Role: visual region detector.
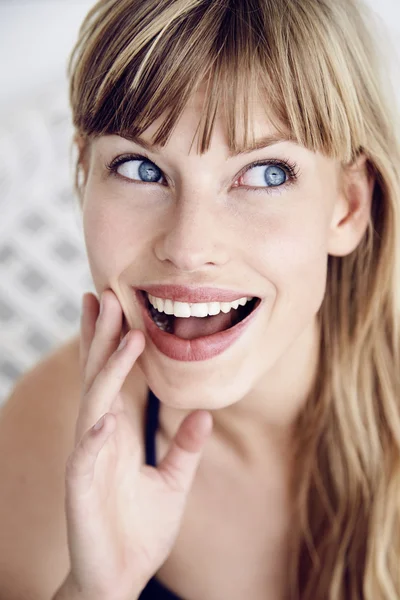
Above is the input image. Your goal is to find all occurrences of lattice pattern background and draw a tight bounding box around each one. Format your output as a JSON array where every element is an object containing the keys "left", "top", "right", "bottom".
[{"left": 0, "top": 86, "right": 95, "bottom": 404}]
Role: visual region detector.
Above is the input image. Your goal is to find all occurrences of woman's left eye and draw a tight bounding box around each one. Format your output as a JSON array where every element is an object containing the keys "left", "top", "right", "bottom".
[{"left": 237, "top": 163, "right": 289, "bottom": 189}]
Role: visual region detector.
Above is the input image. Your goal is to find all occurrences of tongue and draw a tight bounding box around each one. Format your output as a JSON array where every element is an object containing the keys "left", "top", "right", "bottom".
[{"left": 173, "top": 311, "right": 235, "bottom": 340}]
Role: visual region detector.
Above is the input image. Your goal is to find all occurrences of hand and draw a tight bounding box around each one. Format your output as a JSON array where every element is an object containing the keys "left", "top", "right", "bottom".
[{"left": 61, "top": 290, "right": 213, "bottom": 600}]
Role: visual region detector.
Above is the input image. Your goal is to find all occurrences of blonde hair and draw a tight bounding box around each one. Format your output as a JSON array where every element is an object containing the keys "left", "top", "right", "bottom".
[{"left": 68, "top": 0, "right": 400, "bottom": 597}]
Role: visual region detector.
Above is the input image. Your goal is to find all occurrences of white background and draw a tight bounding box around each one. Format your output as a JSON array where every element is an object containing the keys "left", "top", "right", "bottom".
[{"left": 0, "top": 0, "right": 94, "bottom": 110}]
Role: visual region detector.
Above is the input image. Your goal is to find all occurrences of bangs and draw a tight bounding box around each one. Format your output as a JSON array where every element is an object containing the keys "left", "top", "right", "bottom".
[{"left": 69, "top": 0, "right": 371, "bottom": 162}]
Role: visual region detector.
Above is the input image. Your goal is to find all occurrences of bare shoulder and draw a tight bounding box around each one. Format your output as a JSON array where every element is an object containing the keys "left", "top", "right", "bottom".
[
  {"left": 0, "top": 336, "right": 148, "bottom": 600},
  {"left": 0, "top": 336, "right": 82, "bottom": 599},
  {"left": 0, "top": 335, "right": 83, "bottom": 481}
]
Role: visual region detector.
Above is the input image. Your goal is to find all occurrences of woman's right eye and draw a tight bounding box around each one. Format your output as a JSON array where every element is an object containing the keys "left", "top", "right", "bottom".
[{"left": 109, "top": 156, "right": 166, "bottom": 184}]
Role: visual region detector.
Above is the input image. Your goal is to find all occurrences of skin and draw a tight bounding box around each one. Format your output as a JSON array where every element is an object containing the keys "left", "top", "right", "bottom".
[{"left": 78, "top": 87, "right": 374, "bottom": 469}]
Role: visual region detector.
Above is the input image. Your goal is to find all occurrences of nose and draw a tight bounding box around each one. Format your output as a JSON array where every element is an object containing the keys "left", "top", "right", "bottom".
[{"left": 154, "top": 192, "right": 230, "bottom": 272}]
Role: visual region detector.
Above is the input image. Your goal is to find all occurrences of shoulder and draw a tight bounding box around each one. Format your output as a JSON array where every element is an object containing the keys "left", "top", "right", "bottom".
[
  {"left": 0, "top": 336, "right": 81, "bottom": 599},
  {"left": 0, "top": 336, "right": 83, "bottom": 487},
  {"left": 0, "top": 333, "right": 83, "bottom": 473},
  {"left": 0, "top": 336, "right": 148, "bottom": 600}
]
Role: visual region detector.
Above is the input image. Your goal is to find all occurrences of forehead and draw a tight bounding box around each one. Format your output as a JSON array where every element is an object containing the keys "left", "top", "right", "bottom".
[{"left": 131, "top": 84, "right": 287, "bottom": 157}]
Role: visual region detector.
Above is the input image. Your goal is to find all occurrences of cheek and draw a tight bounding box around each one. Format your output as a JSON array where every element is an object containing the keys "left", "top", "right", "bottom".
[
  {"left": 82, "top": 190, "right": 148, "bottom": 283},
  {"left": 250, "top": 205, "right": 331, "bottom": 312}
]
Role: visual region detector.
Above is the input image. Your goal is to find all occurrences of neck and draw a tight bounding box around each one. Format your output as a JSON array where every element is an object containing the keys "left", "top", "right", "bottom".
[
  {"left": 215, "top": 319, "right": 319, "bottom": 465},
  {"left": 154, "top": 318, "right": 320, "bottom": 471}
]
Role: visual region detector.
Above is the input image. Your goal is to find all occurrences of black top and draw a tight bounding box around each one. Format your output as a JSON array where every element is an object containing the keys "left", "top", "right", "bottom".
[{"left": 138, "top": 390, "right": 183, "bottom": 600}]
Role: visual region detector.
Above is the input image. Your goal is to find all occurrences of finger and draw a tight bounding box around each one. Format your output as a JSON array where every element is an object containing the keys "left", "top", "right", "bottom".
[
  {"left": 66, "top": 412, "right": 116, "bottom": 497},
  {"left": 83, "top": 289, "right": 124, "bottom": 394},
  {"left": 79, "top": 292, "right": 100, "bottom": 377},
  {"left": 79, "top": 329, "right": 145, "bottom": 435},
  {"left": 157, "top": 410, "right": 213, "bottom": 494}
]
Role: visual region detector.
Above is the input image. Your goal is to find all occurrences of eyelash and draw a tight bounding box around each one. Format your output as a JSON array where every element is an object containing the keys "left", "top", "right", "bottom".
[{"left": 106, "top": 152, "right": 300, "bottom": 193}]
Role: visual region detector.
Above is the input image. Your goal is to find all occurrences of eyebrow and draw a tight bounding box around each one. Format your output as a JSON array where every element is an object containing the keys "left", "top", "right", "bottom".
[{"left": 121, "top": 133, "right": 295, "bottom": 157}]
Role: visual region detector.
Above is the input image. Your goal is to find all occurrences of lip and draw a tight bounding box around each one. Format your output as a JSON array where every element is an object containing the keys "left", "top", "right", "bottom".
[
  {"left": 140, "top": 284, "right": 255, "bottom": 304},
  {"left": 135, "top": 288, "right": 262, "bottom": 362}
]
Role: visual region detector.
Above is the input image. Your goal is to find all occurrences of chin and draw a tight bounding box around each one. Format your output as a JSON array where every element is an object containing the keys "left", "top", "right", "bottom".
[{"left": 136, "top": 348, "right": 257, "bottom": 411}]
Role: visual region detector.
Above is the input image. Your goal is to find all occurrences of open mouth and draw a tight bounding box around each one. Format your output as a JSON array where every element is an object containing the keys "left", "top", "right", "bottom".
[{"left": 140, "top": 290, "right": 261, "bottom": 339}]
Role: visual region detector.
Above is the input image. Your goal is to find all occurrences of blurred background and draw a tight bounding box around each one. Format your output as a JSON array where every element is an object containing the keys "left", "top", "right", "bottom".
[
  {"left": 0, "top": 0, "right": 400, "bottom": 404},
  {"left": 0, "top": 0, "right": 94, "bottom": 403}
]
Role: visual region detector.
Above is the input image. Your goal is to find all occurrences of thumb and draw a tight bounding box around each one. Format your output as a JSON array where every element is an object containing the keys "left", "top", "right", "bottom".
[{"left": 157, "top": 410, "right": 213, "bottom": 494}]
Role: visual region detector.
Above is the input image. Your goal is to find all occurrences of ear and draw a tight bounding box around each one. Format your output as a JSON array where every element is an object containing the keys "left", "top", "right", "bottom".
[{"left": 327, "top": 154, "right": 375, "bottom": 257}]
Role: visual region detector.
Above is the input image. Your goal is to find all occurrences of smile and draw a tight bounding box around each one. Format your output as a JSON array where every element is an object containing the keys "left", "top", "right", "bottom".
[
  {"left": 145, "top": 292, "right": 258, "bottom": 334},
  {"left": 135, "top": 287, "right": 262, "bottom": 362}
]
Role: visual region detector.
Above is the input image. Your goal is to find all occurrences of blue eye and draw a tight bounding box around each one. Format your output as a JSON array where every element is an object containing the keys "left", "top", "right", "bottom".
[
  {"left": 240, "top": 163, "right": 289, "bottom": 189},
  {"left": 137, "top": 160, "right": 162, "bottom": 183},
  {"left": 109, "top": 156, "right": 165, "bottom": 183},
  {"left": 264, "top": 165, "right": 286, "bottom": 186},
  {"left": 107, "top": 154, "right": 298, "bottom": 192}
]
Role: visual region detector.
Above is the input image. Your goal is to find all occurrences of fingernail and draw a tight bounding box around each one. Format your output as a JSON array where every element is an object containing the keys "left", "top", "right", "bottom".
[
  {"left": 117, "top": 334, "right": 128, "bottom": 351},
  {"left": 93, "top": 415, "right": 105, "bottom": 431}
]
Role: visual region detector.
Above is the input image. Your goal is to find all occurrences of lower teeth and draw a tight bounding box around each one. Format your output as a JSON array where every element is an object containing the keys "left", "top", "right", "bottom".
[
  {"left": 150, "top": 306, "right": 173, "bottom": 332},
  {"left": 154, "top": 318, "right": 170, "bottom": 332}
]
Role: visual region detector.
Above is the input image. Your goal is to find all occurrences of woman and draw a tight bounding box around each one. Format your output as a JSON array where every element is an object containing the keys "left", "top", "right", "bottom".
[{"left": 1, "top": 0, "right": 399, "bottom": 598}]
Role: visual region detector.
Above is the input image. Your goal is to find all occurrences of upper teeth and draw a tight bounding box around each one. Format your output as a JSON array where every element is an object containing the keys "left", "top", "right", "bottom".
[{"left": 147, "top": 294, "right": 254, "bottom": 318}]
